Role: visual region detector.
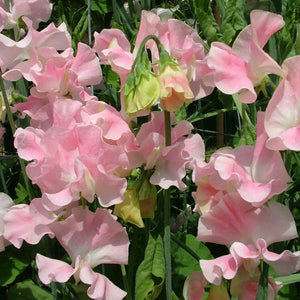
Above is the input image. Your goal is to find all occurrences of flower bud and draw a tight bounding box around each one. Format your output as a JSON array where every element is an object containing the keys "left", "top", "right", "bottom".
[
  {"left": 123, "top": 53, "right": 161, "bottom": 116},
  {"left": 158, "top": 50, "right": 194, "bottom": 112}
]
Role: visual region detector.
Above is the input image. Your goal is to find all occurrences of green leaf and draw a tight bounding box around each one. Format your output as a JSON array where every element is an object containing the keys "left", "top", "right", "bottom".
[
  {"left": 0, "top": 257, "right": 28, "bottom": 286},
  {"left": 86, "top": 0, "right": 112, "bottom": 14},
  {"left": 14, "top": 182, "right": 29, "bottom": 204},
  {"left": 221, "top": 0, "right": 246, "bottom": 44},
  {"left": 0, "top": 246, "right": 31, "bottom": 286},
  {"left": 135, "top": 233, "right": 165, "bottom": 300},
  {"left": 275, "top": 273, "right": 300, "bottom": 285},
  {"left": 193, "top": 0, "right": 220, "bottom": 44},
  {"left": 171, "top": 233, "right": 212, "bottom": 297},
  {"left": 8, "top": 280, "right": 52, "bottom": 300}
]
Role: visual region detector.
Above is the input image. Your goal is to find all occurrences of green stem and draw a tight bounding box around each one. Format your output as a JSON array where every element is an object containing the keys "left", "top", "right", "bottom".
[
  {"left": 163, "top": 110, "right": 172, "bottom": 300},
  {"left": 121, "top": 264, "right": 132, "bottom": 300},
  {"left": 0, "top": 161, "right": 9, "bottom": 194},
  {"left": 130, "top": 34, "right": 164, "bottom": 72},
  {"left": 0, "top": 74, "right": 33, "bottom": 201}
]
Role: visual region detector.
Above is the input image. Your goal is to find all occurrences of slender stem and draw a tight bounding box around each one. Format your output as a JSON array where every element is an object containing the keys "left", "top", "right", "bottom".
[
  {"left": 0, "top": 74, "right": 33, "bottom": 200},
  {"left": 0, "top": 161, "right": 9, "bottom": 194},
  {"left": 121, "top": 264, "right": 132, "bottom": 300},
  {"left": 87, "top": 0, "right": 94, "bottom": 95},
  {"left": 163, "top": 110, "right": 172, "bottom": 300},
  {"left": 130, "top": 35, "right": 164, "bottom": 72}
]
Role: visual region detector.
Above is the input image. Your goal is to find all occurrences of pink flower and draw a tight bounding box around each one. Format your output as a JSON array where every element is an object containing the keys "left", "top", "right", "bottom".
[
  {"left": 158, "top": 58, "right": 194, "bottom": 112},
  {"left": 3, "top": 203, "right": 54, "bottom": 249},
  {"left": 197, "top": 193, "right": 300, "bottom": 285},
  {"left": 0, "top": 193, "right": 14, "bottom": 251},
  {"left": 230, "top": 265, "right": 282, "bottom": 300},
  {"left": 0, "top": 17, "right": 71, "bottom": 75},
  {"left": 14, "top": 100, "right": 139, "bottom": 208},
  {"left": 264, "top": 55, "right": 300, "bottom": 151},
  {"left": 183, "top": 271, "right": 207, "bottom": 300},
  {"left": 36, "top": 207, "right": 129, "bottom": 300},
  {"left": 193, "top": 112, "right": 291, "bottom": 206},
  {"left": 0, "top": 0, "right": 52, "bottom": 31},
  {"left": 94, "top": 10, "right": 213, "bottom": 114},
  {"left": 135, "top": 111, "right": 205, "bottom": 190},
  {"left": 205, "top": 10, "right": 285, "bottom": 103}
]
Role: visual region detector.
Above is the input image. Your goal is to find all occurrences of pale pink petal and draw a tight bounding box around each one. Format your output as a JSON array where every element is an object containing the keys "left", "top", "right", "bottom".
[
  {"left": 13, "top": 0, "right": 52, "bottom": 29},
  {"left": 4, "top": 204, "right": 54, "bottom": 248},
  {"left": 183, "top": 271, "right": 207, "bottom": 300},
  {"left": 36, "top": 254, "right": 76, "bottom": 285},
  {"left": 80, "top": 262, "right": 127, "bottom": 300},
  {"left": 200, "top": 254, "right": 238, "bottom": 285},
  {"left": 197, "top": 193, "right": 297, "bottom": 246},
  {"left": 265, "top": 56, "right": 300, "bottom": 151},
  {"left": 71, "top": 42, "right": 102, "bottom": 86},
  {"left": 0, "top": 193, "right": 14, "bottom": 251},
  {"left": 50, "top": 207, "right": 129, "bottom": 268},
  {"left": 262, "top": 246, "right": 300, "bottom": 276},
  {"left": 14, "top": 127, "right": 45, "bottom": 161}
]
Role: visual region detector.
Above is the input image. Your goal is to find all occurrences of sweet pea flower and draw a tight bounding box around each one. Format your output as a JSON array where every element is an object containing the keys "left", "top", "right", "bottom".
[
  {"left": 0, "top": 0, "right": 52, "bottom": 32},
  {"left": 36, "top": 207, "right": 129, "bottom": 300},
  {"left": 205, "top": 10, "right": 285, "bottom": 103},
  {"left": 264, "top": 55, "right": 300, "bottom": 151},
  {"left": 0, "top": 193, "right": 14, "bottom": 251},
  {"left": 135, "top": 111, "right": 205, "bottom": 190},
  {"left": 193, "top": 112, "right": 291, "bottom": 206},
  {"left": 0, "top": 16, "right": 71, "bottom": 75},
  {"left": 94, "top": 10, "right": 213, "bottom": 114},
  {"left": 158, "top": 51, "right": 194, "bottom": 112},
  {"left": 3, "top": 202, "right": 55, "bottom": 249},
  {"left": 183, "top": 271, "right": 207, "bottom": 300},
  {"left": 197, "top": 193, "right": 300, "bottom": 285},
  {"left": 230, "top": 265, "right": 282, "bottom": 300}
]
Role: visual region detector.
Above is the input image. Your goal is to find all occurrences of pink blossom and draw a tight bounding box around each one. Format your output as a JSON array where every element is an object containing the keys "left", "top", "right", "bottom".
[
  {"left": 0, "top": 17, "right": 71, "bottom": 75},
  {"left": 0, "top": 0, "right": 52, "bottom": 31},
  {"left": 230, "top": 265, "right": 282, "bottom": 300},
  {"left": 36, "top": 207, "right": 129, "bottom": 300},
  {"left": 94, "top": 10, "right": 213, "bottom": 111},
  {"left": 264, "top": 55, "right": 300, "bottom": 151},
  {"left": 193, "top": 112, "right": 291, "bottom": 206},
  {"left": 205, "top": 10, "right": 285, "bottom": 103},
  {"left": 3, "top": 203, "right": 54, "bottom": 248},
  {"left": 197, "top": 193, "right": 300, "bottom": 285},
  {"left": 183, "top": 271, "right": 207, "bottom": 300},
  {"left": 0, "top": 193, "right": 14, "bottom": 251},
  {"left": 135, "top": 111, "right": 205, "bottom": 190},
  {"left": 14, "top": 102, "right": 139, "bottom": 208}
]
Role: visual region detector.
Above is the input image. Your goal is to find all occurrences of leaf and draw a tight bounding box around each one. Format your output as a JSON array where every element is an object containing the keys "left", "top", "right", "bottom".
[
  {"left": 275, "top": 273, "right": 300, "bottom": 285},
  {"left": 14, "top": 182, "right": 29, "bottom": 204},
  {"left": 221, "top": 0, "right": 247, "bottom": 44},
  {"left": 172, "top": 233, "right": 212, "bottom": 277},
  {"left": 7, "top": 280, "right": 52, "bottom": 300},
  {"left": 171, "top": 233, "right": 213, "bottom": 297},
  {"left": 0, "top": 245, "right": 31, "bottom": 286},
  {"left": 193, "top": 0, "right": 220, "bottom": 44},
  {"left": 114, "top": 183, "right": 144, "bottom": 228},
  {"left": 86, "top": 0, "right": 112, "bottom": 14},
  {"left": 135, "top": 233, "right": 165, "bottom": 300}
]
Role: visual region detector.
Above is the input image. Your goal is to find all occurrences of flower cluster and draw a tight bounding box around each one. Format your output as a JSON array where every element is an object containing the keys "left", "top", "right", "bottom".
[{"left": 0, "top": 2, "right": 299, "bottom": 300}]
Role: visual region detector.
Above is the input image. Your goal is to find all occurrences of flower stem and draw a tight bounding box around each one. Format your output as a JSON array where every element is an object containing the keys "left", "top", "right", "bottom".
[
  {"left": 121, "top": 264, "right": 132, "bottom": 300},
  {"left": 130, "top": 34, "right": 164, "bottom": 73},
  {"left": 163, "top": 110, "right": 172, "bottom": 300},
  {"left": 0, "top": 74, "right": 33, "bottom": 201}
]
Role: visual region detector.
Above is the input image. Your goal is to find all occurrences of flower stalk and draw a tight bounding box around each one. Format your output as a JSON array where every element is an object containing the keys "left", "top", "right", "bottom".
[{"left": 164, "top": 110, "right": 172, "bottom": 300}]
